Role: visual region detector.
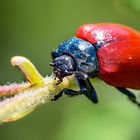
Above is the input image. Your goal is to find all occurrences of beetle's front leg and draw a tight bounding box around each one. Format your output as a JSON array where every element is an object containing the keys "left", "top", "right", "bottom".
[
  {"left": 52, "top": 71, "right": 98, "bottom": 103},
  {"left": 52, "top": 79, "right": 98, "bottom": 103},
  {"left": 51, "top": 88, "right": 80, "bottom": 101},
  {"left": 51, "top": 90, "right": 63, "bottom": 101}
]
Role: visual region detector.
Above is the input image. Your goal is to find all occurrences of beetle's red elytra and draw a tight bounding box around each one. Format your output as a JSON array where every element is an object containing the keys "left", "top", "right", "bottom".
[
  {"left": 76, "top": 23, "right": 140, "bottom": 44},
  {"left": 76, "top": 23, "right": 140, "bottom": 88}
]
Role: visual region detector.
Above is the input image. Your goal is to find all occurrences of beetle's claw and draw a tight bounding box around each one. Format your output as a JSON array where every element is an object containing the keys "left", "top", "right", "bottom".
[
  {"left": 53, "top": 74, "right": 63, "bottom": 85},
  {"left": 56, "top": 77, "right": 63, "bottom": 85}
]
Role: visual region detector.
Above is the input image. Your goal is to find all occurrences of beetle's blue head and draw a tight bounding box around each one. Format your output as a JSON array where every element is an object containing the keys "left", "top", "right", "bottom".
[
  {"left": 50, "top": 37, "right": 98, "bottom": 84},
  {"left": 50, "top": 54, "right": 76, "bottom": 84}
]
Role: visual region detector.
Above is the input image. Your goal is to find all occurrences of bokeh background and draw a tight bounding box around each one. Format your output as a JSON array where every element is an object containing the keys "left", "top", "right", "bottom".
[{"left": 0, "top": 0, "right": 140, "bottom": 140}]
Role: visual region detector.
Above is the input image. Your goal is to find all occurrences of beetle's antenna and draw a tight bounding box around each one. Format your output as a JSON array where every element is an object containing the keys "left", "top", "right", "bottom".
[{"left": 50, "top": 62, "right": 55, "bottom": 66}]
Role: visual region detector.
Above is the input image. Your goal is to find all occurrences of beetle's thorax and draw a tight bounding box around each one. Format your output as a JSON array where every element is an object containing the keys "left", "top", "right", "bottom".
[{"left": 51, "top": 37, "right": 99, "bottom": 78}]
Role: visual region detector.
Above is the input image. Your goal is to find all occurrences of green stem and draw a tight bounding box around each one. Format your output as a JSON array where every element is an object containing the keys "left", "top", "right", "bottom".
[{"left": 0, "top": 75, "right": 75, "bottom": 122}]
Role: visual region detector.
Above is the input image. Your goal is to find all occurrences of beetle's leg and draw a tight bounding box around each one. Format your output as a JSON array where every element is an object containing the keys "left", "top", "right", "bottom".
[
  {"left": 75, "top": 78, "right": 98, "bottom": 103},
  {"left": 52, "top": 78, "right": 98, "bottom": 103},
  {"left": 51, "top": 88, "right": 80, "bottom": 101},
  {"left": 51, "top": 90, "right": 63, "bottom": 101},
  {"left": 116, "top": 87, "right": 136, "bottom": 98},
  {"left": 74, "top": 71, "right": 98, "bottom": 103},
  {"left": 116, "top": 87, "right": 140, "bottom": 107},
  {"left": 57, "top": 78, "right": 98, "bottom": 103},
  {"left": 86, "top": 79, "right": 98, "bottom": 103}
]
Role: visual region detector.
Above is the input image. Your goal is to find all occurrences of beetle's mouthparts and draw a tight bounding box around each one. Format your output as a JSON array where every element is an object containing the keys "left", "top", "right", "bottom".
[{"left": 50, "top": 63, "right": 64, "bottom": 84}]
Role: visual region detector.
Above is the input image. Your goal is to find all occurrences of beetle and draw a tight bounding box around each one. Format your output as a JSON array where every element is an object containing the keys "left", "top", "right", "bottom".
[{"left": 50, "top": 23, "right": 140, "bottom": 106}]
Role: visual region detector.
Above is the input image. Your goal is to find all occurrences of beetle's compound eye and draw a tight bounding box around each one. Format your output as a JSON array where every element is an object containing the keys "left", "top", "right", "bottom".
[{"left": 50, "top": 55, "right": 76, "bottom": 84}]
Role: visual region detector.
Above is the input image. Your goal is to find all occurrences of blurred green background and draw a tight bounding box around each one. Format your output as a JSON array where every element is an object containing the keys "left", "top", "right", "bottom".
[{"left": 0, "top": 0, "right": 140, "bottom": 140}]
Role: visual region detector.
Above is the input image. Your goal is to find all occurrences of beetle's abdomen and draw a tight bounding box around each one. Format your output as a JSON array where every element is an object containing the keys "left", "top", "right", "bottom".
[
  {"left": 97, "top": 40, "right": 140, "bottom": 89},
  {"left": 76, "top": 23, "right": 140, "bottom": 45}
]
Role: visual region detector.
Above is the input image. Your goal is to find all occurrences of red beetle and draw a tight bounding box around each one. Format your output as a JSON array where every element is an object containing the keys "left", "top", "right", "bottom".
[{"left": 51, "top": 23, "right": 140, "bottom": 107}]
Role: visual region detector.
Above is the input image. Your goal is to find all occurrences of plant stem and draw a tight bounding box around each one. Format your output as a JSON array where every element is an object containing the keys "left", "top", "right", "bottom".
[{"left": 0, "top": 75, "right": 75, "bottom": 122}]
